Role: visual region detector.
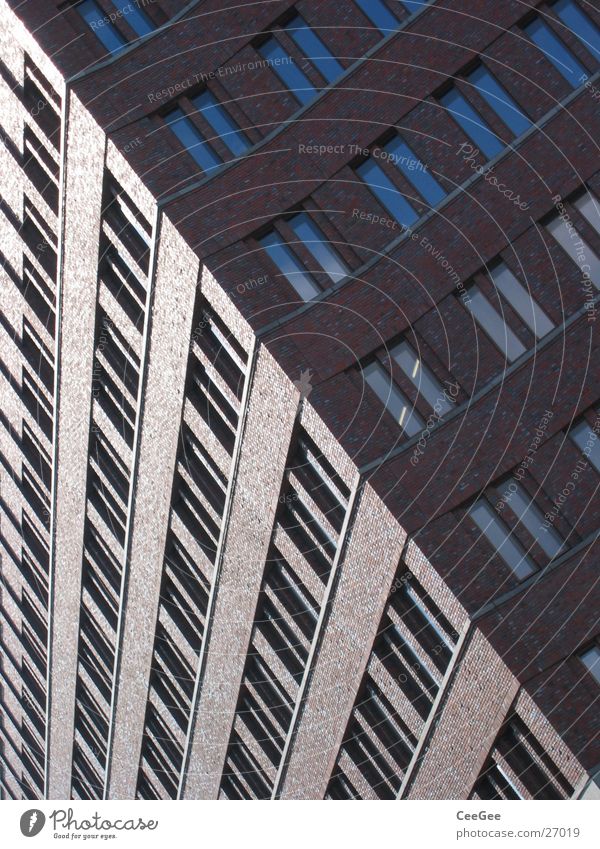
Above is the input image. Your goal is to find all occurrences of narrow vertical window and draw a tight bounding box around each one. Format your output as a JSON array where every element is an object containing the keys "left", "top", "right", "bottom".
[
  {"left": 468, "top": 65, "right": 531, "bottom": 137},
  {"left": 524, "top": 17, "right": 588, "bottom": 87},
  {"left": 469, "top": 501, "right": 537, "bottom": 579},
  {"left": 464, "top": 284, "right": 527, "bottom": 361},
  {"left": 440, "top": 87, "right": 503, "bottom": 159},
  {"left": 363, "top": 361, "right": 425, "bottom": 436}
]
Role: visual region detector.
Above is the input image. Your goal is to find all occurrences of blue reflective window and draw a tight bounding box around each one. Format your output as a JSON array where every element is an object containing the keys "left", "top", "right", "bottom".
[
  {"left": 288, "top": 213, "right": 349, "bottom": 283},
  {"left": 468, "top": 65, "right": 531, "bottom": 137},
  {"left": 356, "top": 158, "right": 418, "bottom": 228},
  {"left": 164, "top": 108, "right": 222, "bottom": 172},
  {"left": 525, "top": 17, "right": 588, "bottom": 87},
  {"left": 553, "top": 0, "right": 600, "bottom": 61},
  {"left": 193, "top": 91, "right": 250, "bottom": 157},
  {"left": 112, "top": 0, "right": 155, "bottom": 36},
  {"left": 385, "top": 137, "right": 446, "bottom": 206},
  {"left": 284, "top": 15, "right": 344, "bottom": 83},
  {"left": 78, "top": 1, "right": 127, "bottom": 54},
  {"left": 258, "top": 38, "right": 317, "bottom": 105},
  {"left": 355, "top": 0, "right": 399, "bottom": 34},
  {"left": 401, "top": 1, "right": 427, "bottom": 13},
  {"left": 259, "top": 232, "right": 321, "bottom": 300},
  {"left": 440, "top": 87, "right": 504, "bottom": 159}
]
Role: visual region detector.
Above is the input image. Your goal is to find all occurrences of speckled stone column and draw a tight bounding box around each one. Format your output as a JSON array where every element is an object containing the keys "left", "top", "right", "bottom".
[
  {"left": 105, "top": 218, "right": 199, "bottom": 799},
  {"left": 47, "top": 94, "right": 105, "bottom": 800}
]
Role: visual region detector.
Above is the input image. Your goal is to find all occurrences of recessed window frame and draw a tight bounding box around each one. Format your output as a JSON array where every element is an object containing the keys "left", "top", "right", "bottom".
[
  {"left": 580, "top": 640, "right": 600, "bottom": 686},
  {"left": 363, "top": 359, "right": 425, "bottom": 437},
  {"left": 257, "top": 212, "right": 350, "bottom": 301},
  {"left": 569, "top": 416, "right": 600, "bottom": 472},
  {"left": 469, "top": 498, "right": 538, "bottom": 580},
  {"left": 523, "top": 11, "right": 590, "bottom": 88},
  {"left": 256, "top": 11, "right": 344, "bottom": 105},
  {"left": 545, "top": 189, "right": 600, "bottom": 290},
  {"left": 439, "top": 84, "right": 504, "bottom": 160},
  {"left": 466, "top": 63, "right": 532, "bottom": 139},
  {"left": 488, "top": 261, "right": 555, "bottom": 340}
]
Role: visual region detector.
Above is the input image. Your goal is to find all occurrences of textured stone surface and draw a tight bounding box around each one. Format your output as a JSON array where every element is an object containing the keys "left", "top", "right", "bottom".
[
  {"left": 106, "top": 216, "right": 199, "bottom": 799},
  {"left": 47, "top": 94, "right": 105, "bottom": 800}
]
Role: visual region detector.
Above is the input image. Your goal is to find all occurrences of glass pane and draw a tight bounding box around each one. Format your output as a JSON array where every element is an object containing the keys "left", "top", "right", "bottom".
[
  {"left": 258, "top": 38, "right": 317, "bottom": 104},
  {"left": 114, "top": 194, "right": 151, "bottom": 245},
  {"left": 525, "top": 18, "right": 588, "bottom": 88},
  {"left": 355, "top": 0, "right": 399, "bottom": 33},
  {"left": 391, "top": 340, "right": 452, "bottom": 413},
  {"left": 553, "top": 0, "right": 600, "bottom": 61},
  {"left": 574, "top": 191, "right": 600, "bottom": 236},
  {"left": 470, "top": 501, "right": 537, "bottom": 579},
  {"left": 508, "top": 484, "right": 563, "bottom": 558},
  {"left": 465, "top": 284, "right": 527, "bottom": 361},
  {"left": 112, "top": 0, "right": 155, "bottom": 36},
  {"left": 259, "top": 231, "right": 321, "bottom": 300},
  {"left": 288, "top": 213, "right": 349, "bottom": 283},
  {"left": 193, "top": 91, "right": 249, "bottom": 157},
  {"left": 468, "top": 65, "right": 531, "bottom": 137},
  {"left": 440, "top": 87, "right": 504, "bottom": 159},
  {"left": 165, "top": 108, "right": 221, "bottom": 172},
  {"left": 581, "top": 646, "right": 600, "bottom": 684},
  {"left": 570, "top": 420, "right": 600, "bottom": 472},
  {"left": 364, "top": 361, "right": 424, "bottom": 436},
  {"left": 78, "top": 1, "right": 127, "bottom": 54},
  {"left": 357, "top": 158, "right": 418, "bottom": 227},
  {"left": 401, "top": 1, "right": 427, "bottom": 13},
  {"left": 490, "top": 262, "right": 554, "bottom": 338},
  {"left": 385, "top": 137, "right": 446, "bottom": 206},
  {"left": 546, "top": 215, "right": 600, "bottom": 289},
  {"left": 285, "top": 15, "right": 344, "bottom": 83},
  {"left": 404, "top": 584, "right": 454, "bottom": 649}
]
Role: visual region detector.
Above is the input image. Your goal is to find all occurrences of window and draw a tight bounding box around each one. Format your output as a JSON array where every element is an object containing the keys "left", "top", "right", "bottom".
[
  {"left": 391, "top": 340, "right": 453, "bottom": 414},
  {"left": 259, "top": 213, "right": 349, "bottom": 300},
  {"left": 106, "top": 179, "right": 152, "bottom": 247},
  {"left": 580, "top": 643, "right": 600, "bottom": 685},
  {"left": 355, "top": 0, "right": 399, "bottom": 34},
  {"left": 570, "top": 419, "right": 600, "bottom": 471},
  {"left": 193, "top": 91, "right": 250, "bottom": 157},
  {"left": 469, "top": 500, "right": 537, "bottom": 580},
  {"left": 440, "top": 86, "right": 503, "bottom": 159},
  {"left": 257, "top": 39, "right": 316, "bottom": 105},
  {"left": 76, "top": 0, "right": 155, "bottom": 52},
  {"left": 489, "top": 262, "right": 554, "bottom": 338},
  {"left": 363, "top": 361, "right": 425, "bottom": 437},
  {"left": 77, "top": 1, "right": 127, "bottom": 54},
  {"left": 110, "top": 0, "right": 155, "bottom": 36},
  {"left": 574, "top": 191, "right": 600, "bottom": 235},
  {"left": 23, "top": 57, "right": 61, "bottom": 148},
  {"left": 384, "top": 137, "right": 446, "bottom": 206},
  {"left": 468, "top": 65, "right": 531, "bottom": 138},
  {"left": 356, "top": 135, "right": 445, "bottom": 226},
  {"left": 464, "top": 283, "right": 527, "bottom": 362},
  {"left": 506, "top": 483, "right": 564, "bottom": 558},
  {"left": 524, "top": 16, "right": 588, "bottom": 87},
  {"left": 283, "top": 15, "right": 344, "bottom": 84},
  {"left": 257, "top": 14, "right": 343, "bottom": 104},
  {"left": 546, "top": 202, "right": 600, "bottom": 288},
  {"left": 259, "top": 232, "right": 321, "bottom": 300},
  {"left": 164, "top": 107, "right": 222, "bottom": 173},
  {"left": 356, "top": 157, "right": 419, "bottom": 228},
  {"left": 288, "top": 213, "right": 349, "bottom": 283},
  {"left": 552, "top": 0, "right": 600, "bottom": 61}
]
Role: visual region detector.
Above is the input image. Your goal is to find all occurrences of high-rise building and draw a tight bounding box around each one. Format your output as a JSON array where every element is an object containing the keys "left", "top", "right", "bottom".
[{"left": 1, "top": 0, "right": 599, "bottom": 802}]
